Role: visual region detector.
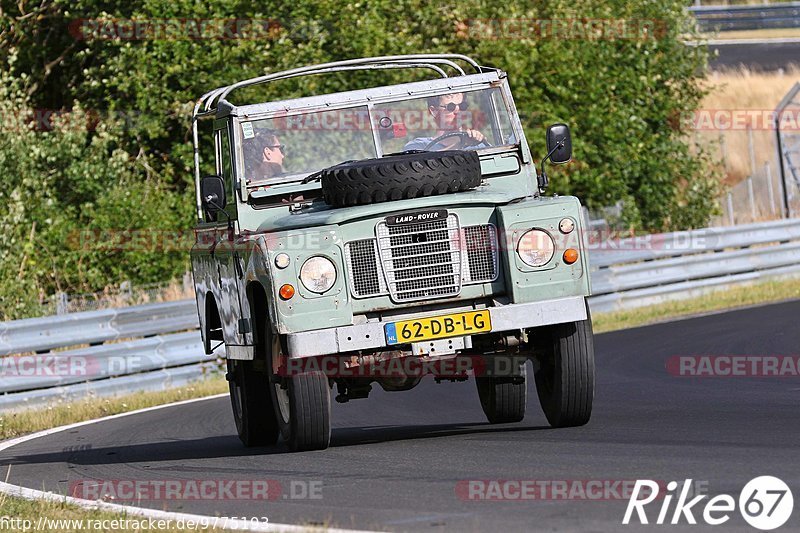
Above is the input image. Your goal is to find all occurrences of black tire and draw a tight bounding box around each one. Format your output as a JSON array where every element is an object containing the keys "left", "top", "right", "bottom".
[
  {"left": 532, "top": 316, "right": 595, "bottom": 428},
  {"left": 475, "top": 361, "right": 527, "bottom": 424},
  {"left": 266, "top": 330, "right": 332, "bottom": 452},
  {"left": 227, "top": 359, "right": 280, "bottom": 447},
  {"left": 320, "top": 150, "right": 482, "bottom": 208}
]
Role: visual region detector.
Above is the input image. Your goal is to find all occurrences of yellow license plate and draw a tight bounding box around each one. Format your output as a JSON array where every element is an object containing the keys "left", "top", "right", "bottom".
[{"left": 385, "top": 310, "right": 492, "bottom": 345}]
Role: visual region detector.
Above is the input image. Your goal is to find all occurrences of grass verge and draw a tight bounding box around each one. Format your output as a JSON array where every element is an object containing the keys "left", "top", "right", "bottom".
[
  {"left": 0, "top": 377, "right": 227, "bottom": 441},
  {"left": 592, "top": 276, "right": 800, "bottom": 333},
  {"left": 0, "top": 495, "right": 230, "bottom": 533},
  {"left": 1, "top": 377, "right": 230, "bottom": 532}
]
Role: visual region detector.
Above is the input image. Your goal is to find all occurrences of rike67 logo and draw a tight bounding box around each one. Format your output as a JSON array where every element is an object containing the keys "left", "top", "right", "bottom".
[{"left": 624, "top": 476, "right": 793, "bottom": 530}]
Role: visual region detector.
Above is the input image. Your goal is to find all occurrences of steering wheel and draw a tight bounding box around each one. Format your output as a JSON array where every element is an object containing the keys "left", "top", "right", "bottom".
[{"left": 423, "top": 131, "right": 489, "bottom": 151}]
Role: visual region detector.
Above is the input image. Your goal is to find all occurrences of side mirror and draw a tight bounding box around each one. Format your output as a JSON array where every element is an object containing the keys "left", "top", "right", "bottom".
[
  {"left": 201, "top": 175, "right": 226, "bottom": 212},
  {"left": 546, "top": 123, "right": 572, "bottom": 164}
]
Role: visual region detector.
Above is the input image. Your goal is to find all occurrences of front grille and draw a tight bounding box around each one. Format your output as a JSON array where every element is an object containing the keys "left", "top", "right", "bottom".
[
  {"left": 462, "top": 224, "right": 499, "bottom": 283},
  {"left": 344, "top": 220, "right": 499, "bottom": 302},
  {"left": 376, "top": 215, "right": 462, "bottom": 302},
  {"left": 344, "top": 239, "right": 386, "bottom": 297}
]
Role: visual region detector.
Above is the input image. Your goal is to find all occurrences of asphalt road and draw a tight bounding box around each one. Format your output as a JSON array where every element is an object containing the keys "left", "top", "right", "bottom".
[
  {"left": 2, "top": 300, "right": 800, "bottom": 532},
  {"left": 708, "top": 42, "right": 800, "bottom": 71}
]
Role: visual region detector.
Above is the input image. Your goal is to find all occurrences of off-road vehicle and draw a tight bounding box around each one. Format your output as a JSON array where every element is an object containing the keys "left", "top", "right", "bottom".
[{"left": 191, "top": 54, "right": 594, "bottom": 451}]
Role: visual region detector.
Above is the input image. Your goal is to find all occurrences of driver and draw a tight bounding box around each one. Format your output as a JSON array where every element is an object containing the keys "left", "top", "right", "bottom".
[
  {"left": 244, "top": 127, "right": 285, "bottom": 181},
  {"left": 403, "top": 93, "right": 489, "bottom": 151}
]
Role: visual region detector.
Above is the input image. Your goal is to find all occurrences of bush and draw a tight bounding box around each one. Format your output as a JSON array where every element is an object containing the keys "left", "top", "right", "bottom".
[{"left": 0, "top": 0, "right": 719, "bottom": 318}]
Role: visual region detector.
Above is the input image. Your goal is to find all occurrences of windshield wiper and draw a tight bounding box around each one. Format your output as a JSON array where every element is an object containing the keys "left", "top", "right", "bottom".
[
  {"left": 301, "top": 170, "right": 324, "bottom": 184},
  {"left": 300, "top": 160, "right": 359, "bottom": 184}
]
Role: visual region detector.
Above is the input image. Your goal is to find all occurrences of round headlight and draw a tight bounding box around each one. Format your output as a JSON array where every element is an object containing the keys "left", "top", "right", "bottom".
[
  {"left": 299, "top": 256, "right": 337, "bottom": 294},
  {"left": 517, "top": 229, "right": 555, "bottom": 267}
]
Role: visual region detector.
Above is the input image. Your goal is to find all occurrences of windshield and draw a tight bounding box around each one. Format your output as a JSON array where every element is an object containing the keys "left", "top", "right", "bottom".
[
  {"left": 239, "top": 105, "right": 377, "bottom": 186},
  {"left": 373, "top": 87, "right": 516, "bottom": 155},
  {"left": 239, "top": 87, "right": 516, "bottom": 187}
]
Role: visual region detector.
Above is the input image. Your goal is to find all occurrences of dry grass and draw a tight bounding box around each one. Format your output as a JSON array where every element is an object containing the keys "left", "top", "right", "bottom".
[
  {"left": 0, "top": 377, "right": 227, "bottom": 441},
  {"left": 704, "top": 28, "right": 800, "bottom": 40},
  {"left": 696, "top": 66, "right": 800, "bottom": 186},
  {"left": 0, "top": 496, "right": 231, "bottom": 532},
  {"left": 62, "top": 275, "right": 195, "bottom": 314},
  {"left": 593, "top": 276, "right": 800, "bottom": 333}
]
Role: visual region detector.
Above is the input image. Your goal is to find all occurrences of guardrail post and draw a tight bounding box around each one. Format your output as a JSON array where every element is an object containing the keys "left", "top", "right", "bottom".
[
  {"left": 56, "top": 292, "right": 69, "bottom": 315},
  {"left": 727, "top": 192, "right": 735, "bottom": 226},
  {"left": 748, "top": 126, "right": 756, "bottom": 177},
  {"left": 120, "top": 280, "right": 132, "bottom": 302},
  {"left": 719, "top": 132, "right": 728, "bottom": 172},
  {"left": 747, "top": 176, "right": 756, "bottom": 221},
  {"left": 765, "top": 161, "right": 777, "bottom": 216}
]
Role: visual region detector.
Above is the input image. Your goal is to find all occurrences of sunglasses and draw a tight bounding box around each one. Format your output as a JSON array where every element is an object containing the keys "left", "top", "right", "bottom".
[
  {"left": 436, "top": 102, "right": 469, "bottom": 112},
  {"left": 265, "top": 144, "right": 286, "bottom": 154}
]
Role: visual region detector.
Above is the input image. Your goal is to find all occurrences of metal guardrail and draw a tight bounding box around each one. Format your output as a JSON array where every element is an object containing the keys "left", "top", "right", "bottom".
[
  {"left": 2, "top": 218, "right": 800, "bottom": 410},
  {"left": 690, "top": 3, "right": 800, "bottom": 32},
  {"left": 0, "top": 300, "right": 198, "bottom": 356},
  {"left": 588, "top": 218, "right": 800, "bottom": 313}
]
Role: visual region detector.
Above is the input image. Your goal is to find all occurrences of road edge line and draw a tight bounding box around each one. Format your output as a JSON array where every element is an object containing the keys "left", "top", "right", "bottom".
[{"left": 0, "top": 393, "right": 370, "bottom": 533}]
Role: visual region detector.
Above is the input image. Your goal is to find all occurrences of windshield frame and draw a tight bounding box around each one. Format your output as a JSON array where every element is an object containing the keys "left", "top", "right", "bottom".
[{"left": 228, "top": 72, "right": 528, "bottom": 199}]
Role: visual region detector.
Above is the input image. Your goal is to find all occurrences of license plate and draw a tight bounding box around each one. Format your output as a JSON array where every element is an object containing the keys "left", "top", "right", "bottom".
[{"left": 384, "top": 310, "right": 492, "bottom": 345}]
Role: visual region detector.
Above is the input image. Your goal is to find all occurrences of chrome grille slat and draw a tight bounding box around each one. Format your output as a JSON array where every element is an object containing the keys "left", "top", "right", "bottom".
[
  {"left": 390, "top": 259, "right": 461, "bottom": 272},
  {"left": 377, "top": 214, "right": 462, "bottom": 302}
]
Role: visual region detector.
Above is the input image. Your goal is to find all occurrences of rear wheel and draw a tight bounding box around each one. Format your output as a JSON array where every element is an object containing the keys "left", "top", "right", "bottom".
[
  {"left": 532, "top": 316, "right": 595, "bottom": 428},
  {"left": 227, "top": 358, "right": 280, "bottom": 447},
  {"left": 267, "top": 330, "right": 331, "bottom": 451},
  {"left": 475, "top": 359, "right": 527, "bottom": 424}
]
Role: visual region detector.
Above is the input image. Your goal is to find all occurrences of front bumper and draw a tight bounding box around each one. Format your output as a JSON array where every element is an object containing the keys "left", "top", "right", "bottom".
[{"left": 285, "top": 296, "right": 587, "bottom": 358}]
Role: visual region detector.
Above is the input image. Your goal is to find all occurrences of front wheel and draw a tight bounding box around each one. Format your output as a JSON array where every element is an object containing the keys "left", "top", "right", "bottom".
[
  {"left": 532, "top": 316, "right": 595, "bottom": 428},
  {"left": 227, "top": 359, "right": 280, "bottom": 447},
  {"left": 267, "top": 333, "right": 331, "bottom": 452}
]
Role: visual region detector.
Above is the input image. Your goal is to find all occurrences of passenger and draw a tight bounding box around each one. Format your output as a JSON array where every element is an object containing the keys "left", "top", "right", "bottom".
[{"left": 244, "top": 128, "right": 285, "bottom": 180}]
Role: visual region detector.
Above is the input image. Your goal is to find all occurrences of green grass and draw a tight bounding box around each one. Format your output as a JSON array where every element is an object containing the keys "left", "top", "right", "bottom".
[{"left": 592, "top": 276, "right": 800, "bottom": 333}]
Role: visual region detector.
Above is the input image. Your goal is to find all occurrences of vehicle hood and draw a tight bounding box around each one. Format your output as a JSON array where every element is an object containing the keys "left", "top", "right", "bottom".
[{"left": 258, "top": 183, "right": 528, "bottom": 232}]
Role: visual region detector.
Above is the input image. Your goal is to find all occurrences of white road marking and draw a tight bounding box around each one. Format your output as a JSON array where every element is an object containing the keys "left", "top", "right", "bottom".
[{"left": 0, "top": 394, "right": 373, "bottom": 533}]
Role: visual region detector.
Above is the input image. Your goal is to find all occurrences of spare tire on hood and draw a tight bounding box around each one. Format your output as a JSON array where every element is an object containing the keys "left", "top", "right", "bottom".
[{"left": 320, "top": 150, "right": 482, "bottom": 208}]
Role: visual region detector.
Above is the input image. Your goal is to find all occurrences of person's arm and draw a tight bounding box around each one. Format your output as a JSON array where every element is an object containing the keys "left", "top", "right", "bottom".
[{"left": 402, "top": 137, "right": 433, "bottom": 151}]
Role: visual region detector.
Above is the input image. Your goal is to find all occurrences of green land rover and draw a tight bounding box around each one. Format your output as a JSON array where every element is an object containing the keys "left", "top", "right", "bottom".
[{"left": 191, "top": 54, "right": 595, "bottom": 451}]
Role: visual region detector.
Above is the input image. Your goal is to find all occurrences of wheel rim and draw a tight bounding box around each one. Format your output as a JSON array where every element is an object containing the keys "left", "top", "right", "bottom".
[{"left": 271, "top": 336, "right": 291, "bottom": 424}]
